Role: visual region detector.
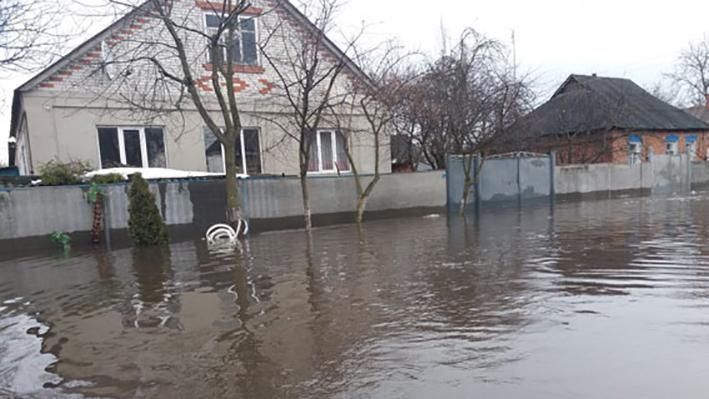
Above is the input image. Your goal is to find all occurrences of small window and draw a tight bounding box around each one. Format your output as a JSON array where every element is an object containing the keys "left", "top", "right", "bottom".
[
  {"left": 97, "top": 127, "right": 166, "bottom": 169},
  {"left": 666, "top": 142, "right": 678, "bottom": 155},
  {"left": 629, "top": 142, "right": 641, "bottom": 165},
  {"left": 204, "top": 127, "right": 224, "bottom": 173},
  {"left": 685, "top": 135, "right": 698, "bottom": 161},
  {"left": 205, "top": 14, "right": 259, "bottom": 66},
  {"left": 307, "top": 130, "right": 350, "bottom": 173},
  {"left": 204, "top": 127, "right": 262, "bottom": 175},
  {"left": 240, "top": 128, "right": 262, "bottom": 174},
  {"left": 98, "top": 127, "right": 121, "bottom": 168},
  {"left": 687, "top": 142, "right": 698, "bottom": 161},
  {"left": 146, "top": 128, "right": 166, "bottom": 167}
]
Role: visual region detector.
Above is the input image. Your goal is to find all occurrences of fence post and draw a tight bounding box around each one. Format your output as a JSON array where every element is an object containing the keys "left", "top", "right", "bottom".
[
  {"left": 473, "top": 154, "right": 481, "bottom": 210},
  {"left": 687, "top": 153, "right": 693, "bottom": 192},
  {"left": 549, "top": 151, "right": 556, "bottom": 197},
  {"left": 516, "top": 154, "right": 522, "bottom": 204}
]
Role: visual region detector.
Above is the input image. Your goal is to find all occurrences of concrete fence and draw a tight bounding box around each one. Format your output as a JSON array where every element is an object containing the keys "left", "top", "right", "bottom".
[
  {"left": 0, "top": 171, "right": 447, "bottom": 243},
  {"left": 3, "top": 155, "right": 709, "bottom": 246},
  {"left": 447, "top": 153, "right": 706, "bottom": 211},
  {"left": 555, "top": 154, "right": 692, "bottom": 197},
  {"left": 447, "top": 153, "right": 554, "bottom": 209}
]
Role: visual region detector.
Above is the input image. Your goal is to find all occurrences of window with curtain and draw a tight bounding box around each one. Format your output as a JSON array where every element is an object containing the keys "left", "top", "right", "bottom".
[
  {"left": 203, "top": 127, "right": 262, "bottom": 175},
  {"left": 307, "top": 130, "right": 350, "bottom": 173},
  {"left": 205, "top": 14, "right": 259, "bottom": 65}
]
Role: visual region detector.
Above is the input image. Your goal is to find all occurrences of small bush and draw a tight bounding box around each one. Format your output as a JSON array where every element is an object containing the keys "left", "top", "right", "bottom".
[
  {"left": 49, "top": 232, "right": 71, "bottom": 250},
  {"left": 128, "top": 173, "right": 168, "bottom": 246},
  {"left": 90, "top": 173, "right": 125, "bottom": 185},
  {"left": 39, "top": 160, "right": 91, "bottom": 186}
]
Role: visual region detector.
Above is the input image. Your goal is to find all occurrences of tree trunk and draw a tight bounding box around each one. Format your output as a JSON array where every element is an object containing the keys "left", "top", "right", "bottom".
[
  {"left": 356, "top": 175, "right": 381, "bottom": 224},
  {"left": 223, "top": 137, "right": 243, "bottom": 226},
  {"left": 459, "top": 178, "right": 472, "bottom": 216},
  {"left": 91, "top": 193, "right": 104, "bottom": 244},
  {"left": 459, "top": 155, "right": 474, "bottom": 216},
  {"left": 300, "top": 173, "right": 312, "bottom": 231},
  {"left": 299, "top": 140, "right": 313, "bottom": 231}
]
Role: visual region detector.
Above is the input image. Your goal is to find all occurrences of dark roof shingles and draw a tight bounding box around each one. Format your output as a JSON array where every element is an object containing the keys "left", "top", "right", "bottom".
[{"left": 525, "top": 74, "right": 709, "bottom": 136}]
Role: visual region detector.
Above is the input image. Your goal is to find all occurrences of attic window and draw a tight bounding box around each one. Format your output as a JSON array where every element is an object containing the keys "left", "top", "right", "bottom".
[{"left": 204, "top": 13, "right": 258, "bottom": 66}]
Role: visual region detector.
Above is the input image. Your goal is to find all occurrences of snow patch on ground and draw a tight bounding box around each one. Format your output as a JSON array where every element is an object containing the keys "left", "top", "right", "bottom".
[{"left": 84, "top": 167, "right": 248, "bottom": 180}]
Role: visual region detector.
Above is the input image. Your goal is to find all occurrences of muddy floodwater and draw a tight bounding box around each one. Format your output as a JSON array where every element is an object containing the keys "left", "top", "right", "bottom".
[{"left": 4, "top": 194, "right": 709, "bottom": 398}]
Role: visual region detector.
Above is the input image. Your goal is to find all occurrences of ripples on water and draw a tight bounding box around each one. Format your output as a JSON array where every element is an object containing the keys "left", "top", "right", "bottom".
[{"left": 3, "top": 194, "right": 709, "bottom": 398}]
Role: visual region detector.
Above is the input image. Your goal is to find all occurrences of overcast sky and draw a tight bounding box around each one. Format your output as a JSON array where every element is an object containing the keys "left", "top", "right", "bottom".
[{"left": 1, "top": 0, "right": 707, "bottom": 165}]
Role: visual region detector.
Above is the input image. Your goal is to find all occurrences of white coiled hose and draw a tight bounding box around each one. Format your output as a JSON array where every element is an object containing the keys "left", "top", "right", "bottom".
[{"left": 205, "top": 220, "right": 249, "bottom": 245}]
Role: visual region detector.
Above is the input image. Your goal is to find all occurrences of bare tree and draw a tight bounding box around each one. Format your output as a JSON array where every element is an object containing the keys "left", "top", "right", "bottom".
[
  {"left": 647, "top": 80, "right": 680, "bottom": 106},
  {"left": 259, "top": 0, "right": 359, "bottom": 231},
  {"left": 339, "top": 43, "right": 413, "bottom": 223},
  {"left": 668, "top": 37, "right": 709, "bottom": 106},
  {"left": 0, "top": 0, "right": 66, "bottom": 72},
  {"left": 391, "top": 29, "right": 534, "bottom": 213}
]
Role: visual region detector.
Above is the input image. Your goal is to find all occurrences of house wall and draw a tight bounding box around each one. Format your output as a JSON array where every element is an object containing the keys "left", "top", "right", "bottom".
[
  {"left": 15, "top": 0, "right": 390, "bottom": 176},
  {"left": 22, "top": 94, "right": 390, "bottom": 176},
  {"left": 536, "top": 129, "right": 709, "bottom": 165},
  {"left": 14, "top": 112, "right": 32, "bottom": 175}
]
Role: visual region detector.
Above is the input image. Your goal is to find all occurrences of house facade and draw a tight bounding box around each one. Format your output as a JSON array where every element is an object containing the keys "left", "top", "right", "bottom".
[
  {"left": 515, "top": 74, "right": 709, "bottom": 165},
  {"left": 9, "top": 0, "right": 390, "bottom": 176}
]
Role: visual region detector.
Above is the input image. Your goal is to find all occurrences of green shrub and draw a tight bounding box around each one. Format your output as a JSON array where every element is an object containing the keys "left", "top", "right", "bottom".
[
  {"left": 85, "top": 183, "right": 103, "bottom": 204},
  {"left": 49, "top": 231, "right": 71, "bottom": 250},
  {"left": 128, "top": 173, "right": 168, "bottom": 246},
  {"left": 38, "top": 160, "right": 91, "bottom": 186},
  {"left": 90, "top": 173, "right": 125, "bottom": 185}
]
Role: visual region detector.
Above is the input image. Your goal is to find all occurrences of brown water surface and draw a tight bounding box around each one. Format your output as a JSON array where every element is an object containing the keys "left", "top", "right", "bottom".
[{"left": 3, "top": 194, "right": 709, "bottom": 398}]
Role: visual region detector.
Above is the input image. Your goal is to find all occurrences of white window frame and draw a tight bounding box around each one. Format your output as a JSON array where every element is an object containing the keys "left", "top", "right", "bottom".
[
  {"left": 308, "top": 129, "right": 350, "bottom": 175},
  {"left": 628, "top": 141, "right": 641, "bottom": 165},
  {"left": 97, "top": 126, "right": 167, "bottom": 169},
  {"left": 687, "top": 141, "right": 698, "bottom": 161},
  {"left": 212, "top": 128, "right": 262, "bottom": 176},
  {"left": 203, "top": 13, "right": 260, "bottom": 66},
  {"left": 666, "top": 141, "right": 678, "bottom": 155}
]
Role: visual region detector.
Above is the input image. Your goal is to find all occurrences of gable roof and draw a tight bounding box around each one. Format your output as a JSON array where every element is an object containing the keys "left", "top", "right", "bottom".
[
  {"left": 9, "top": 0, "right": 369, "bottom": 137},
  {"left": 523, "top": 74, "right": 709, "bottom": 136}
]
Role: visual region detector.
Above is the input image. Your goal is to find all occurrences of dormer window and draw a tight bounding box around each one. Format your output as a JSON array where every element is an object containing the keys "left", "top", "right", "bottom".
[{"left": 205, "top": 14, "right": 258, "bottom": 66}]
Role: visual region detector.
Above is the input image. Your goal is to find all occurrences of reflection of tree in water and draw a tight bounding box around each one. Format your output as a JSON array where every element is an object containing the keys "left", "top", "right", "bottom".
[
  {"left": 196, "top": 239, "right": 282, "bottom": 398},
  {"left": 121, "top": 247, "right": 181, "bottom": 329}
]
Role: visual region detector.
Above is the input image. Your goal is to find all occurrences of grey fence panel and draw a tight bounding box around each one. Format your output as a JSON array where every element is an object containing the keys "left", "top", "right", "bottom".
[
  {"left": 651, "top": 154, "right": 688, "bottom": 194},
  {"left": 479, "top": 158, "right": 519, "bottom": 202},
  {"left": 447, "top": 153, "right": 553, "bottom": 208},
  {"left": 519, "top": 157, "right": 551, "bottom": 199}
]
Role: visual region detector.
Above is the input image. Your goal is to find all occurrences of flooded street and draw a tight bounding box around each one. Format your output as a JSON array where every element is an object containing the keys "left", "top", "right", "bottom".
[{"left": 3, "top": 194, "right": 709, "bottom": 398}]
